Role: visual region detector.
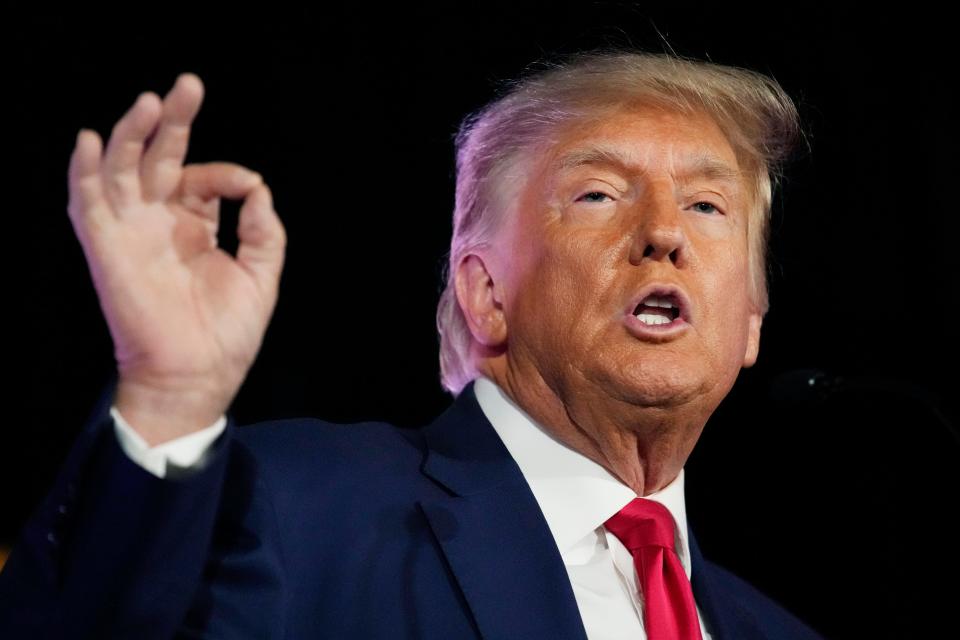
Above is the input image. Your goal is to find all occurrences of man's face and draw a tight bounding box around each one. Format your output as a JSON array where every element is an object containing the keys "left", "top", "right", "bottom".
[{"left": 491, "top": 105, "right": 762, "bottom": 412}]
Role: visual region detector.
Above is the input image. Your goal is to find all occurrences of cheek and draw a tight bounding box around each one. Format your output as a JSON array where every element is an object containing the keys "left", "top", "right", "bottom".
[
  {"left": 704, "top": 260, "right": 755, "bottom": 365},
  {"left": 513, "top": 232, "right": 618, "bottom": 344},
  {"left": 549, "top": 233, "right": 621, "bottom": 306}
]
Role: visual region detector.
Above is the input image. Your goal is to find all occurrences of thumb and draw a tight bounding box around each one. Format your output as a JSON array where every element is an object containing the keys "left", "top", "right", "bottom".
[{"left": 236, "top": 183, "right": 286, "bottom": 299}]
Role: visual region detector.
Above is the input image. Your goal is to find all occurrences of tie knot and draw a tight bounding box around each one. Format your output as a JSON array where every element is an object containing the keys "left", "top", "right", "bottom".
[{"left": 604, "top": 497, "right": 677, "bottom": 552}]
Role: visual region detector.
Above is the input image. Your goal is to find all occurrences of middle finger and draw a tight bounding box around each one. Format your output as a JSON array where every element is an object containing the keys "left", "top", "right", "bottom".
[{"left": 101, "top": 91, "right": 162, "bottom": 209}]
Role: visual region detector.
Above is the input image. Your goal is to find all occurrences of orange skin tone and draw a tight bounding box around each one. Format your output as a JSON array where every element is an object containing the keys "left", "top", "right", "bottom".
[{"left": 456, "top": 106, "right": 763, "bottom": 496}]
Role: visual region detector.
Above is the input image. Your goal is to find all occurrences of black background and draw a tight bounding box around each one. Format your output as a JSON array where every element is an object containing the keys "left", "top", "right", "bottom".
[{"left": 6, "top": 4, "right": 958, "bottom": 638}]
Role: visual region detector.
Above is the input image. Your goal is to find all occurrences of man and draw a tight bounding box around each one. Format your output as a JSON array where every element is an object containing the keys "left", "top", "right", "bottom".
[{"left": 0, "top": 50, "right": 823, "bottom": 638}]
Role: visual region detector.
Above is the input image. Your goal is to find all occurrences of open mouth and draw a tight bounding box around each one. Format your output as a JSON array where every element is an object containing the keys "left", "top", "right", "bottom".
[
  {"left": 633, "top": 294, "right": 682, "bottom": 326},
  {"left": 624, "top": 286, "right": 691, "bottom": 335}
]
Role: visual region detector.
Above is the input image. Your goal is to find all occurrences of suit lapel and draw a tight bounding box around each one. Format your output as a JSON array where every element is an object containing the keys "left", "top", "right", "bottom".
[{"left": 418, "top": 381, "right": 588, "bottom": 640}]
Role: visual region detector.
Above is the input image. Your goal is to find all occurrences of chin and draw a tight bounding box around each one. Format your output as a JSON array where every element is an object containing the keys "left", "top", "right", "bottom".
[{"left": 591, "top": 359, "right": 707, "bottom": 409}]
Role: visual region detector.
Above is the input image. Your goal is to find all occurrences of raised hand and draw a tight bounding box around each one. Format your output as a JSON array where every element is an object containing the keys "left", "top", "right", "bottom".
[{"left": 67, "top": 74, "right": 286, "bottom": 446}]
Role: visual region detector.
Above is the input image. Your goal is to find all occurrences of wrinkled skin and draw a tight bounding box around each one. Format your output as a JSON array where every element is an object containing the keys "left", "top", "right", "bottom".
[
  {"left": 66, "top": 74, "right": 286, "bottom": 446},
  {"left": 456, "top": 105, "right": 763, "bottom": 495}
]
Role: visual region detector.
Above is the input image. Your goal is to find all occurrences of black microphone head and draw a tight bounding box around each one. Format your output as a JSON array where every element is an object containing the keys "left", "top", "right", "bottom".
[{"left": 768, "top": 368, "right": 842, "bottom": 409}]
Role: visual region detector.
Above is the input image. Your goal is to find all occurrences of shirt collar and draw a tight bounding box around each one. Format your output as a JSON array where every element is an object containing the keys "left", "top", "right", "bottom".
[{"left": 472, "top": 375, "right": 694, "bottom": 576}]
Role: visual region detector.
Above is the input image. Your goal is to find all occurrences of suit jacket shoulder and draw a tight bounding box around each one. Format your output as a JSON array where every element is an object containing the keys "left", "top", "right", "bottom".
[{"left": 1, "top": 379, "right": 824, "bottom": 640}]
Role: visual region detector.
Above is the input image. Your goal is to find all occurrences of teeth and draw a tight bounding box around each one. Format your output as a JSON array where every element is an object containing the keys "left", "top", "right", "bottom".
[
  {"left": 635, "top": 313, "right": 672, "bottom": 326},
  {"left": 643, "top": 295, "right": 677, "bottom": 309}
]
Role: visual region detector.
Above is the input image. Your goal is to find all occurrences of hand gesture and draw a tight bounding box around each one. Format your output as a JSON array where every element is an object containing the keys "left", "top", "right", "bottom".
[{"left": 67, "top": 74, "right": 286, "bottom": 445}]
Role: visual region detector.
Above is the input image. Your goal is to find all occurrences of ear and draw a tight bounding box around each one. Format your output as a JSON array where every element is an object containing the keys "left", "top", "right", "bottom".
[
  {"left": 454, "top": 253, "right": 507, "bottom": 347},
  {"left": 742, "top": 312, "right": 763, "bottom": 368}
]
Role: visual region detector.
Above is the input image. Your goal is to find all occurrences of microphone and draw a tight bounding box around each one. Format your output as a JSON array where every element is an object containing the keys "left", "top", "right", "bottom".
[{"left": 767, "top": 368, "right": 842, "bottom": 408}]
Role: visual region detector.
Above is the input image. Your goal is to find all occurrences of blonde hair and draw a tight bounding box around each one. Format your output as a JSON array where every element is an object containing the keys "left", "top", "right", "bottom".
[{"left": 436, "top": 49, "right": 802, "bottom": 395}]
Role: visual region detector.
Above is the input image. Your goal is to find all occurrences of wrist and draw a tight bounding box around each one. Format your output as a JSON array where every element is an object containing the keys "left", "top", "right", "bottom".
[{"left": 114, "top": 377, "right": 231, "bottom": 447}]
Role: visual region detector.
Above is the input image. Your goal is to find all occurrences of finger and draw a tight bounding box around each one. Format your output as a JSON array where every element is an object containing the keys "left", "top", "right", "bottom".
[
  {"left": 67, "top": 129, "right": 114, "bottom": 245},
  {"left": 101, "top": 91, "right": 163, "bottom": 209},
  {"left": 192, "top": 196, "right": 221, "bottom": 232},
  {"left": 178, "top": 163, "right": 261, "bottom": 240},
  {"left": 141, "top": 73, "right": 205, "bottom": 202},
  {"left": 67, "top": 129, "right": 106, "bottom": 221},
  {"left": 180, "top": 162, "right": 263, "bottom": 213},
  {"left": 236, "top": 184, "right": 286, "bottom": 298}
]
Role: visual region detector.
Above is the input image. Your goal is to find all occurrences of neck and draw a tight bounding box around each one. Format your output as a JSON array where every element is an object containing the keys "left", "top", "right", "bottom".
[{"left": 477, "top": 356, "right": 710, "bottom": 496}]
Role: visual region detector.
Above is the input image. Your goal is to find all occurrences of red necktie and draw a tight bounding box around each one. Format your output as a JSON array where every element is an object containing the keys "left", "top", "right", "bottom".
[{"left": 604, "top": 498, "right": 703, "bottom": 640}]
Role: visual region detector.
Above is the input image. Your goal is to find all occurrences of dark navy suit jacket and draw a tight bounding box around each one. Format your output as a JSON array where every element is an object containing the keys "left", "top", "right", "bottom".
[{"left": 0, "top": 379, "right": 824, "bottom": 639}]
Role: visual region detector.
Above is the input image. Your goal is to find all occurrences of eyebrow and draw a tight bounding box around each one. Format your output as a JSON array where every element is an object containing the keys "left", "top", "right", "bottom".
[{"left": 554, "top": 146, "right": 744, "bottom": 187}]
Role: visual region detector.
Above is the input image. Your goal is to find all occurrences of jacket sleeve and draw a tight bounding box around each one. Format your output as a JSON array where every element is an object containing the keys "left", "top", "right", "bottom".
[{"left": 0, "top": 378, "right": 286, "bottom": 639}]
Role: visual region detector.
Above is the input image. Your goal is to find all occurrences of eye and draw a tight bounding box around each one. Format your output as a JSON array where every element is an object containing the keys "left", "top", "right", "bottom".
[
  {"left": 576, "top": 191, "right": 614, "bottom": 203},
  {"left": 691, "top": 201, "right": 723, "bottom": 215}
]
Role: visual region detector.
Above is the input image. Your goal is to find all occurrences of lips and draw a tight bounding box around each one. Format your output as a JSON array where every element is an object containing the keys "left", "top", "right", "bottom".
[
  {"left": 633, "top": 294, "right": 681, "bottom": 325},
  {"left": 622, "top": 284, "right": 692, "bottom": 339},
  {"left": 626, "top": 285, "right": 692, "bottom": 323}
]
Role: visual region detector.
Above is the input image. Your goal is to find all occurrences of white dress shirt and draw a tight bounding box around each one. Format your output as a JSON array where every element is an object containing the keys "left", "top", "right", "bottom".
[
  {"left": 111, "top": 406, "right": 225, "bottom": 478},
  {"left": 112, "top": 375, "right": 712, "bottom": 639},
  {"left": 472, "top": 376, "right": 712, "bottom": 639}
]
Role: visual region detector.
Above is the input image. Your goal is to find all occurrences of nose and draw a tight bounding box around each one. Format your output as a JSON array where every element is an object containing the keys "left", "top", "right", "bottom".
[{"left": 628, "top": 186, "right": 688, "bottom": 267}]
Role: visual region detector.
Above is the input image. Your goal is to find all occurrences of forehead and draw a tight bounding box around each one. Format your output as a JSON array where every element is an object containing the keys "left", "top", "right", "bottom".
[{"left": 540, "top": 106, "right": 744, "bottom": 187}]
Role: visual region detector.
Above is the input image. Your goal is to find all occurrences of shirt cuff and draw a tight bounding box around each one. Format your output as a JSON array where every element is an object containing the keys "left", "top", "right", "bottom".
[{"left": 110, "top": 405, "right": 227, "bottom": 479}]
